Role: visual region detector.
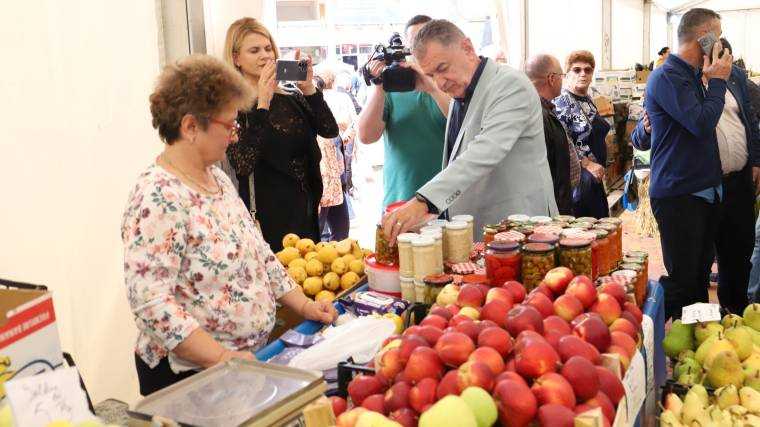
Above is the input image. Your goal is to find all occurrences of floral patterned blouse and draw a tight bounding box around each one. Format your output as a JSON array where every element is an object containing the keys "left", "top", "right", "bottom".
[{"left": 121, "top": 163, "right": 296, "bottom": 371}]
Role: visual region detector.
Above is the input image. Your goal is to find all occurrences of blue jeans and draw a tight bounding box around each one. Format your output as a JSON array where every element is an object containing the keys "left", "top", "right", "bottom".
[{"left": 748, "top": 215, "right": 760, "bottom": 302}]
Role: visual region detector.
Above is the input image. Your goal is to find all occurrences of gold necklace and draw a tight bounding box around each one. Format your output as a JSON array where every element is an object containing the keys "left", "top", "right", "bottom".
[{"left": 162, "top": 153, "right": 221, "bottom": 195}]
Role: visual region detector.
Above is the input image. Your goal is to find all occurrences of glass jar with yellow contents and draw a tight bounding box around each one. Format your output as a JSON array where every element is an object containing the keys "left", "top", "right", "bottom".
[{"left": 559, "top": 238, "right": 593, "bottom": 277}]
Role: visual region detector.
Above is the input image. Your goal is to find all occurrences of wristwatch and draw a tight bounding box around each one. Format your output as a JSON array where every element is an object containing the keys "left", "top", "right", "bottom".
[{"left": 414, "top": 193, "right": 439, "bottom": 215}]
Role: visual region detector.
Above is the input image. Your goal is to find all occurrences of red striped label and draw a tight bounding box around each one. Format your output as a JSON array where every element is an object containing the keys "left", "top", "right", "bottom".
[{"left": 0, "top": 297, "right": 56, "bottom": 349}]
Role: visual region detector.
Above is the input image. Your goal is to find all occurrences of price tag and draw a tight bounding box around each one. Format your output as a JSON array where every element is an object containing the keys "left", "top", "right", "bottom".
[
  {"left": 680, "top": 303, "right": 721, "bottom": 324},
  {"left": 5, "top": 367, "right": 96, "bottom": 426},
  {"left": 642, "top": 315, "right": 655, "bottom": 393},
  {"left": 623, "top": 352, "right": 646, "bottom": 424}
]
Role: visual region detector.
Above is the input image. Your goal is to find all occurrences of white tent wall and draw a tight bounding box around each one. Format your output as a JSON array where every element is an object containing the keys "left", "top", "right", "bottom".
[
  {"left": 527, "top": 0, "right": 604, "bottom": 69},
  {"left": 0, "top": 0, "right": 161, "bottom": 405},
  {"left": 612, "top": 0, "right": 645, "bottom": 69}
]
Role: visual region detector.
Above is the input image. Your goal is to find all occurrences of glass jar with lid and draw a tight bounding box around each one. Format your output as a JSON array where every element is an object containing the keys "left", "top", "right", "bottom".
[
  {"left": 552, "top": 215, "right": 576, "bottom": 223},
  {"left": 594, "top": 223, "right": 620, "bottom": 268},
  {"left": 513, "top": 225, "right": 535, "bottom": 237},
  {"left": 485, "top": 241, "right": 521, "bottom": 285},
  {"left": 528, "top": 233, "right": 561, "bottom": 265},
  {"left": 451, "top": 215, "right": 474, "bottom": 245},
  {"left": 420, "top": 228, "right": 444, "bottom": 274},
  {"left": 396, "top": 233, "right": 418, "bottom": 278},
  {"left": 590, "top": 229, "right": 610, "bottom": 278},
  {"left": 444, "top": 221, "right": 471, "bottom": 263},
  {"left": 599, "top": 217, "right": 623, "bottom": 262},
  {"left": 375, "top": 223, "right": 398, "bottom": 265},
  {"left": 483, "top": 224, "right": 500, "bottom": 244},
  {"left": 559, "top": 238, "right": 593, "bottom": 277},
  {"left": 620, "top": 261, "right": 646, "bottom": 306},
  {"left": 521, "top": 242, "right": 557, "bottom": 290},
  {"left": 626, "top": 250, "right": 649, "bottom": 299},
  {"left": 495, "top": 230, "right": 526, "bottom": 245},
  {"left": 412, "top": 236, "right": 439, "bottom": 281},
  {"left": 414, "top": 279, "right": 428, "bottom": 304},
  {"left": 400, "top": 276, "right": 415, "bottom": 302},
  {"left": 424, "top": 274, "right": 454, "bottom": 305}
]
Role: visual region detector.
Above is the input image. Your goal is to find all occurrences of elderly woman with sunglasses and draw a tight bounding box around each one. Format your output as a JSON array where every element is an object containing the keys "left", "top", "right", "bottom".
[
  {"left": 554, "top": 50, "right": 611, "bottom": 218},
  {"left": 122, "top": 54, "right": 337, "bottom": 396}
]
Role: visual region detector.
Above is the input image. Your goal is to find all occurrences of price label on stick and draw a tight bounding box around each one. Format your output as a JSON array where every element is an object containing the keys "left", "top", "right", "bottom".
[{"left": 681, "top": 303, "right": 721, "bottom": 325}]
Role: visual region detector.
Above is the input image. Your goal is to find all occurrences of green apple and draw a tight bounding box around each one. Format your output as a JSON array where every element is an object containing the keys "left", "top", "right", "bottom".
[
  {"left": 419, "top": 395, "right": 478, "bottom": 427},
  {"left": 460, "top": 387, "right": 498, "bottom": 427}
]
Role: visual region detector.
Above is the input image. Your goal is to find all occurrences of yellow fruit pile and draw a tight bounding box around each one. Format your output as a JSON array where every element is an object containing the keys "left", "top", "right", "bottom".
[{"left": 277, "top": 234, "right": 369, "bottom": 302}]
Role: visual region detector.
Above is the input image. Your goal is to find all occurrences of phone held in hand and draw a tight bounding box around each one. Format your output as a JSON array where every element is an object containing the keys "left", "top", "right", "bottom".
[
  {"left": 275, "top": 59, "right": 308, "bottom": 82},
  {"left": 698, "top": 32, "right": 719, "bottom": 59}
]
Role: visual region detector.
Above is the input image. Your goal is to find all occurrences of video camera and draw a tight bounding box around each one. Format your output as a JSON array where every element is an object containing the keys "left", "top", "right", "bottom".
[{"left": 361, "top": 33, "right": 416, "bottom": 92}]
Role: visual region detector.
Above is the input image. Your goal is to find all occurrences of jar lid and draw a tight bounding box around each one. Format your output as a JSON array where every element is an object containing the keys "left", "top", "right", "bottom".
[
  {"left": 570, "top": 222, "right": 594, "bottom": 230},
  {"left": 612, "top": 269, "right": 638, "bottom": 279},
  {"left": 576, "top": 231, "right": 597, "bottom": 241},
  {"left": 594, "top": 223, "right": 617, "bottom": 232},
  {"left": 576, "top": 217, "right": 599, "bottom": 223},
  {"left": 528, "top": 233, "right": 560, "bottom": 244},
  {"left": 397, "top": 233, "right": 419, "bottom": 244},
  {"left": 619, "top": 263, "right": 643, "bottom": 272},
  {"left": 495, "top": 231, "right": 526, "bottom": 242},
  {"left": 445, "top": 220, "right": 468, "bottom": 230},
  {"left": 507, "top": 214, "right": 531, "bottom": 222},
  {"left": 513, "top": 225, "right": 534, "bottom": 235},
  {"left": 452, "top": 214, "right": 474, "bottom": 223},
  {"left": 533, "top": 226, "right": 563, "bottom": 236},
  {"left": 530, "top": 216, "right": 552, "bottom": 224},
  {"left": 412, "top": 236, "right": 435, "bottom": 246},
  {"left": 487, "top": 240, "right": 520, "bottom": 251},
  {"left": 559, "top": 238, "right": 592, "bottom": 248},
  {"left": 427, "top": 219, "right": 448, "bottom": 227},
  {"left": 553, "top": 215, "right": 576, "bottom": 222},
  {"left": 591, "top": 229, "right": 609, "bottom": 239},
  {"left": 420, "top": 225, "right": 442, "bottom": 234},
  {"left": 599, "top": 217, "right": 623, "bottom": 225},
  {"left": 522, "top": 242, "right": 554, "bottom": 253},
  {"left": 420, "top": 229, "right": 442, "bottom": 239},
  {"left": 626, "top": 250, "right": 648, "bottom": 259},
  {"left": 400, "top": 276, "right": 415, "bottom": 282},
  {"left": 423, "top": 274, "right": 454, "bottom": 285},
  {"left": 560, "top": 228, "right": 586, "bottom": 238},
  {"left": 364, "top": 254, "right": 400, "bottom": 271}
]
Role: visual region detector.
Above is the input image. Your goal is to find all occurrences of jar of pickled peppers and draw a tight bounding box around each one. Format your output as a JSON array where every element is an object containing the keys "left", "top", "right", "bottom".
[
  {"left": 559, "top": 238, "right": 593, "bottom": 277},
  {"left": 375, "top": 223, "right": 398, "bottom": 265},
  {"left": 594, "top": 223, "right": 620, "bottom": 269},
  {"left": 483, "top": 224, "right": 500, "bottom": 244},
  {"left": 590, "top": 229, "right": 610, "bottom": 278},
  {"left": 599, "top": 217, "right": 623, "bottom": 262},
  {"left": 485, "top": 240, "right": 521, "bottom": 286},
  {"left": 521, "top": 242, "right": 556, "bottom": 290}
]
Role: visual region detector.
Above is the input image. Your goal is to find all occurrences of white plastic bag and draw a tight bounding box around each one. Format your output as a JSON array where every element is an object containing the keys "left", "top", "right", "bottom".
[{"left": 287, "top": 317, "right": 396, "bottom": 371}]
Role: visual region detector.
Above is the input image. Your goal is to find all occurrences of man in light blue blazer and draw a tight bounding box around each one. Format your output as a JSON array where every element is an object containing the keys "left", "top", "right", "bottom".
[{"left": 381, "top": 19, "right": 558, "bottom": 243}]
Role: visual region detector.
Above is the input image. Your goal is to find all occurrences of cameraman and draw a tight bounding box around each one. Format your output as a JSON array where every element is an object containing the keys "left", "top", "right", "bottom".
[{"left": 357, "top": 15, "right": 451, "bottom": 209}]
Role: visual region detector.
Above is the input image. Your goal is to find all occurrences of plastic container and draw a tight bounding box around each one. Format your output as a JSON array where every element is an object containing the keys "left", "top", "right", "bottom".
[
  {"left": 451, "top": 214, "right": 474, "bottom": 245},
  {"left": 399, "top": 276, "right": 415, "bottom": 302},
  {"left": 412, "top": 236, "right": 439, "bottom": 281},
  {"left": 374, "top": 224, "right": 398, "bottom": 265},
  {"left": 396, "top": 233, "right": 418, "bottom": 278},
  {"left": 522, "top": 242, "right": 556, "bottom": 290},
  {"left": 485, "top": 241, "right": 521, "bottom": 286},
  {"left": 559, "top": 238, "right": 593, "bottom": 277},
  {"left": 444, "top": 221, "right": 471, "bottom": 263},
  {"left": 364, "top": 254, "right": 401, "bottom": 296}
]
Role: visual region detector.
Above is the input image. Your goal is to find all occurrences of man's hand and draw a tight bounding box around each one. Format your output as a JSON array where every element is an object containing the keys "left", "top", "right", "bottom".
[
  {"left": 643, "top": 111, "right": 651, "bottom": 134},
  {"left": 401, "top": 62, "right": 439, "bottom": 94},
  {"left": 753, "top": 167, "right": 760, "bottom": 195},
  {"left": 367, "top": 60, "right": 385, "bottom": 79},
  {"left": 703, "top": 41, "right": 733, "bottom": 81},
  {"left": 302, "top": 300, "right": 338, "bottom": 324},
  {"left": 381, "top": 198, "right": 430, "bottom": 246},
  {"left": 584, "top": 160, "right": 605, "bottom": 182}
]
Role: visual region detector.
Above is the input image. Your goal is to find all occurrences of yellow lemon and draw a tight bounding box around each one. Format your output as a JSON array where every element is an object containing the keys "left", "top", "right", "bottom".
[
  {"left": 304, "top": 252, "right": 319, "bottom": 262},
  {"left": 351, "top": 240, "right": 365, "bottom": 259},
  {"left": 296, "top": 238, "right": 316, "bottom": 255},
  {"left": 331, "top": 258, "right": 348, "bottom": 275},
  {"left": 303, "top": 277, "right": 323, "bottom": 296},
  {"left": 305, "top": 259, "right": 324, "bottom": 277},
  {"left": 384, "top": 313, "right": 404, "bottom": 334},
  {"left": 287, "top": 266, "right": 307, "bottom": 284},
  {"left": 340, "top": 271, "right": 360, "bottom": 290},
  {"left": 349, "top": 259, "right": 364, "bottom": 275},
  {"left": 276, "top": 247, "right": 300, "bottom": 266},
  {"left": 288, "top": 258, "right": 307, "bottom": 270},
  {"left": 340, "top": 254, "right": 356, "bottom": 265},
  {"left": 315, "top": 241, "right": 331, "bottom": 251},
  {"left": 323, "top": 272, "right": 341, "bottom": 291},
  {"left": 317, "top": 245, "right": 340, "bottom": 265},
  {"left": 282, "top": 233, "right": 300, "bottom": 248},
  {"left": 335, "top": 239, "right": 353, "bottom": 255},
  {"left": 315, "top": 290, "right": 336, "bottom": 303}
]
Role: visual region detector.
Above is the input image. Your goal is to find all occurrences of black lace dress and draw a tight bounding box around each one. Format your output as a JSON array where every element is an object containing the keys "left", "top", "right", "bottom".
[{"left": 228, "top": 89, "right": 338, "bottom": 252}]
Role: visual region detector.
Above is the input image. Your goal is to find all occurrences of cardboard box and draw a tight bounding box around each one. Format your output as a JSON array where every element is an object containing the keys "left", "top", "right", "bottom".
[
  {"left": 0, "top": 287, "right": 64, "bottom": 400},
  {"left": 635, "top": 70, "right": 650, "bottom": 84},
  {"left": 594, "top": 96, "right": 614, "bottom": 117}
]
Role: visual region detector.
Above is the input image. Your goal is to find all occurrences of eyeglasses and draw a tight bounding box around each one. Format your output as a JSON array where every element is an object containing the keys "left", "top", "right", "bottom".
[
  {"left": 209, "top": 117, "right": 241, "bottom": 140},
  {"left": 548, "top": 72, "right": 567, "bottom": 78},
  {"left": 571, "top": 66, "right": 594, "bottom": 74}
]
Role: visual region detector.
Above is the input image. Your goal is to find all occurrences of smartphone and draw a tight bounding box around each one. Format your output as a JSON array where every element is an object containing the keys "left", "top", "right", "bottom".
[
  {"left": 275, "top": 59, "right": 308, "bottom": 81},
  {"left": 698, "top": 32, "right": 719, "bottom": 59}
]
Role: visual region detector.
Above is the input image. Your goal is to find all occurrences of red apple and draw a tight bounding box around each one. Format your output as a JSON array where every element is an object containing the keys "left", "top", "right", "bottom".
[
  {"left": 623, "top": 302, "right": 643, "bottom": 324},
  {"left": 457, "top": 284, "right": 486, "bottom": 308},
  {"left": 408, "top": 377, "right": 437, "bottom": 413},
  {"left": 486, "top": 287, "right": 514, "bottom": 307},
  {"left": 417, "top": 325, "right": 444, "bottom": 346},
  {"left": 584, "top": 391, "right": 616, "bottom": 423},
  {"left": 560, "top": 356, "right": 600, "bottom": 400},
  {"left": 434, "top": 331, "right": 476, "bottom": 367},
  {"left": 503, "top": 280, "right": 527, "bottom": 303},
  {"left": 420, "top": 314, "right": 448, "bottom": 330},
  {"left": 606, "top": 345, "right": 631, "bottom": 372},
  {"left": 480, "top": 300, "right": 511, "bottom": 328},
  {"left": 403, "top": 325, "right": 422, "bottom": 337},
  {"left": 566, "top": 276, "right": 598, "bottom": 309},
  {"left": 610, "top": 331, "right": 637, "bottom": 358},
  {"left": 533, "top": 282, "right": 555, "bottom": 300},
  {"left": 445, "top": 304, "right": 461, "bottom": 317},
  {"left": 526, "top": 292, "right": 555, "bottom": 318},
  {"left": 531, "top": 372, "right": 576, "bottom": 409},
  {"left": 571, "top": 312, "right": 604, "bottom": 329},
  {"left": 609, "top": 318, "right": 638, "bottom": 340},
  {"left": 574, "top": 316, "right": 611, "bottom": 352},
  {"left": 436, "top": 370, "right": 462, "bottom": 399},
  {"left": 429, "top": 306, "right": 453, "bottom": 321},
  {"left": 596, "top": 366, "right": 625, "bottom": 405},
  {"left": 543, "top": 315, "right": 572, "bottom": 350},
  {"left": 515, "top": 339, "right": 559, "bottom": 379},
  {"left": 376, "top": 348, "right": 404, "bottom": 383},
  {"left": 479, "top": 319, "right": 499, "bottom": 330},
  {"left": 389, "top": 408, "right": 417, "bottom": 427},
  {"left": 449, "top": 314, "right": 472, "bottom": 328},
  {"left": 495, "top": 370, "right": 529, "bottom": 388},
  {"left": 404, "top": 347, "right": 444, "bottom": 383},
  {"left": 361, "top": 393, "right": 386, "bottom": 414},
  {"left": 494, "top": 379, "right": 538, "bottom": 427},
  {"left": 384, "top": 382, "right": 411, "bottom": 412},
  {"left": 454, "top": 320, "right": 481, "bottom": 342},
  {"left": 590, "top": 293, "right": 622, "bottom": 325},
  {"left": 515, "top": 330, "right": 548, "bottom": 348},
  {"left": 543, "top": 267, "right": 574, "bottom": 294},
  {"left": 329, "top": 396, "right": 348, "bottom": 417},
  {"left": 457, "top": 360, "right": 495, "bottom": 391},
  {"left": 620, "top": 311, "right": 643, "bottom": 332},
  {"left": 538, "top": 403, "right": 575, "bottom": 427},
  {"left": 557, "top": 334, "right": 601, "bottom": 364},
  {"left": 599, "top": 282, "right": 627, "bottom": 306},
  {"left": 382, "top": 334, "right": 401, "bottom": 348},
  {"left": 468, "top": 346, "right": 505, "bottom": 375},
  {"left": 348, "top": 374, "right": 385, "bottom": 406},
  {"left": 478, "top": 326, "right": 513, "bottom": 357},
  {"left": 506, "top": 305, "right": 544, "bottom": 337},
  {"left": 398, "top": 335, "right": 429, "bottom": 363},
  {"left": 553, "top": 294, "right": 584, "bottom": 322}
]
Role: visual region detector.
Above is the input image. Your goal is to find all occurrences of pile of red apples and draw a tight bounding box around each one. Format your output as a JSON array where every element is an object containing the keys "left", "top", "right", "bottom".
[{"left": 336, "top": 267, "right": 645, "bottom": 427}]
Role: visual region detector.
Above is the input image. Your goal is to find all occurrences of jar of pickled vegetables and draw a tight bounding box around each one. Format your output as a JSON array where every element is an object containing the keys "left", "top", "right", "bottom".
[
  {"left": 452, "top": 214, "right": 475, "bottom": 245},
  {"left": 412, "top": 236, "right": 439, "bottom": 281},
  {"left": 590, "top": 229, "right": 610, "bottom": 278},
  {"left": 375, "top": 223, "right": 398, "bottom": 265},
  {"left": 599, "top": 217, "right": 623, "bottom": 262},
  {"left": 444, "top": 221, "right": 471, "bottom": 263},
  {"left": 559, "top": 238, "right": 593, "bottom": 277},
  {"left": 570, "top": 221, "right": 594, "bottom": 231},
  {"left": 522, "top": 242, "right": 556, "bottom": 290},
  {"left": 483, "top": 224, "right": 500, "bottom": 244},
  {"left": 400, "top": 276, "right": 415, "bottom": 302},
  {"left": 397, "top": 233, "right": 418, "bottom": 278},
  {"left": 620, "top": 261, "right": 646, "bottom": 306},
  {"left": 485, "top": 241, "right": 521, "bottom": 286},
  {"left": 626, "top": 250, "right": 649, "bottom": 300},
  {"left": 424, "top": 274, "right": 454, "bottom": 305},
  {"left": 594, "top": 223, "right": 620, "bottom": 268},
  {"left": 420, "top": 228, "right": 444, "bottom": 274}
]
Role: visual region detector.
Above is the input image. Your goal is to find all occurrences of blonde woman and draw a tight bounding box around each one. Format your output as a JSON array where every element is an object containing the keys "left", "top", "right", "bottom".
[{"left": 224, "top": 18, "right": 339, "bottom": 251}]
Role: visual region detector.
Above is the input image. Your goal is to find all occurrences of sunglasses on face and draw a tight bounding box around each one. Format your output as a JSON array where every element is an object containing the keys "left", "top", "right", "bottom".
[
  {"left": 209, "top": 117, "right": 241, "bottom": 140},
  {"left": 571, "top": 66, "right": 594, "bottom": 74}
]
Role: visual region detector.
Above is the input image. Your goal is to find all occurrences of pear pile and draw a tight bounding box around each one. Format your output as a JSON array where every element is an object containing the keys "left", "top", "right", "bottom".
[
  {"left": 660, "top": 383, "right": 760, "bottom": 426},
  {"left": 662, "top": 304, "right": 760, "bottom": 390},
  {"left": 276, "top": 234, "right": 370, "bottom": 302}
]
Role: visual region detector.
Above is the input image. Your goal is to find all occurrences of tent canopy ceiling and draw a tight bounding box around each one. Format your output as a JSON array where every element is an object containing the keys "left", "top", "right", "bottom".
[{"left": 655, "top": 0, "right": 760, "bottom": 13}]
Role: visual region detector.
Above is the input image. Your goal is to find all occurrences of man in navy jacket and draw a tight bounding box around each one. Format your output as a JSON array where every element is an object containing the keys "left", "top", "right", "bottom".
[{"left": 629, "top": 8, "right": 752, "bottom": 320}]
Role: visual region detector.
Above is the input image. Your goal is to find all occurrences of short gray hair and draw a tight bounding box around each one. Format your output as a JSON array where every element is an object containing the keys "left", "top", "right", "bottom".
[
  {"left": 678, "top": 8, "right": 721, "bottom": 44},
  {"left": 412, "top": 19, "right": 466, "bottom": 60},
  {"left": 525, "top": 54, "right": 560, "bottom": 82}
]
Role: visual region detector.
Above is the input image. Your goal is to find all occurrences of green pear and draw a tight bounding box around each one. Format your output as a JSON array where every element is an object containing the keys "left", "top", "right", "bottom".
[
  {"left": 665, "top": 320, "right": 696, "bottom": 358},
  {"left": 658, "top": 409, "right": 684, "bottom": 427},
  {"left": 744, "top": 370, "right": 760, "bottom": 391},
  {"left": 674, "top": 357, "right": 702, "bottom": 379},
  {"left": 706, "top": 350, "right": 745, "bottom": 389},
  {"left": 746, "top": 327, "right": 760, "bottom": 346},
  {"left": 742, "top": 353, "right": 760, "bottom": 377},
  {"left": 663, "top": 393, "right": 684, "bottom": 418},
  {"left": 707, "top": 404, "right": 732, "bottom": 427},
  {"left": 742, "top": 303, "right": 760, "bottom": 332},
  {"left": 695, "top": 321, "right": 724, "bottom": 345},
  {"left": 419, "top": 395, "right": 478, "bottom": 427},
  {"left": 724, "top": 327, "right": 753, "bottom": 361},
  {"left": 722, "top": 314, "right": 744, "bottom": 329},
  {"left": 678, "top": 349, "right": 696, "bottom": 361},
  {"left": 689, "top": 384, "right": 709, "bottom": 406},
  {"left": 714, "top": 385, "right": 740, "bottom": 409},
  {"left": 677, "top": 368, "right": 703, "bottom": 386},
  {"left": 682, "top": 386, "right": 709, "bottom": 425},
  {"left": 739, "top": 386, "right": 760, "bottom": 413},
  {"left": 460, "top": 387, "right": 497, "bottom": 427},
  {"left": 696, "top": 335, "right": 719, "bottom": 365},
  {"left": 726, "top": 404, "right": 748, "bottom": 417},
  {"left": 743, "top": 414, "right": 760, "bottom": 425},
  {"left": 703, "top": 334, "right": 738, "bottom": 369}
]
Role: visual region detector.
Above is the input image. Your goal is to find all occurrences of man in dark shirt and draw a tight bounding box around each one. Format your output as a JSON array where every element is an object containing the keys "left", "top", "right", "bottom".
[
  {"left": 629, "top": 8, "right": 733, "bottom": 320},
  {"left": 525, "top": 54, "right": 581, "bottom": 215}
]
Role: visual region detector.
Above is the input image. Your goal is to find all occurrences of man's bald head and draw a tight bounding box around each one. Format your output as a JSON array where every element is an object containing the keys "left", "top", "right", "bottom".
[{"left": 525, "top": 54, "right": 563, "bottom": 99}]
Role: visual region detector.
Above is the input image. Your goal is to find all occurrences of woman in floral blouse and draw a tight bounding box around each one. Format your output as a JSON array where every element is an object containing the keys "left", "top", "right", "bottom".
[{"left": 122, "top": 54, "right": 337, "bottom": 396}]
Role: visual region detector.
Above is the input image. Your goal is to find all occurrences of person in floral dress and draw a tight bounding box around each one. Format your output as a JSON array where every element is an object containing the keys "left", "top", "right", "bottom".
[{"left": 122, "top": 54, "right": 337, "bottom": 396}]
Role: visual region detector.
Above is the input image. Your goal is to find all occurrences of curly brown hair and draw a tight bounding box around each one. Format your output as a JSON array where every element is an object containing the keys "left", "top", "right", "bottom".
[
  {"left": 565, "top": 50, "right": 596, "bottom": 73},
  {"left": 149, "top": 54, "right": 254, "bottom": 144}
]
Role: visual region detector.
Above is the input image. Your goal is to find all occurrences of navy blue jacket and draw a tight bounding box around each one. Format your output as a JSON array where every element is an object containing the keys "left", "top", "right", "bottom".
[{"left": 632, "top": 60, "right": 760, "bottom": 199}]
